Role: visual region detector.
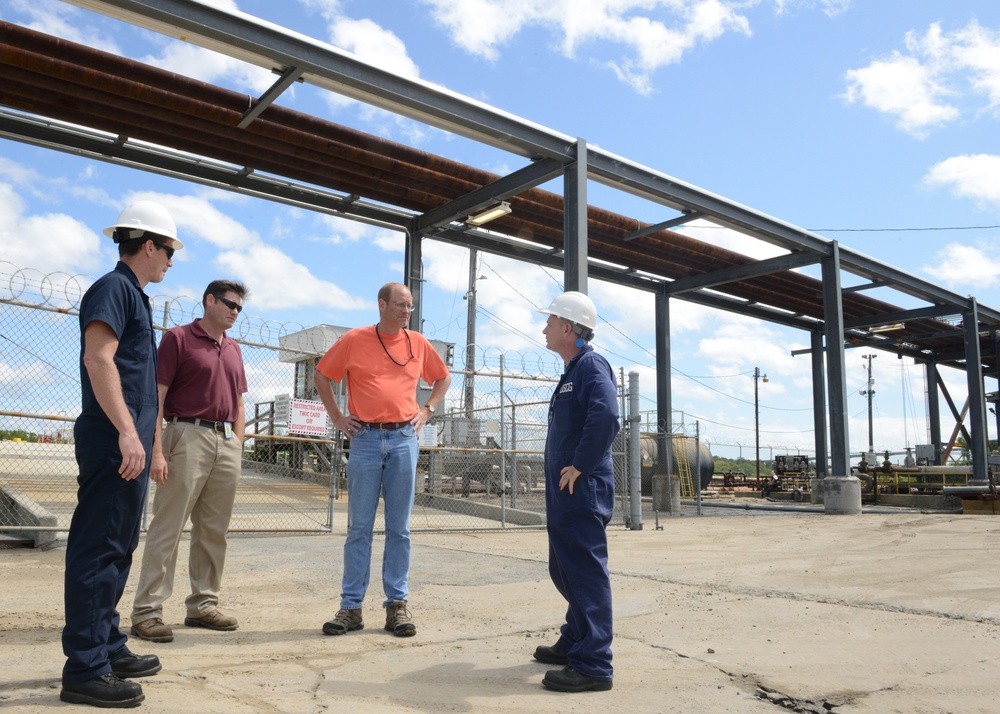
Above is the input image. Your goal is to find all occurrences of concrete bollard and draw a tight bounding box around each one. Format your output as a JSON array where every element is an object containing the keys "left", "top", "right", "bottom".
[
  {"left": 822, "top": 476, "right": 862, "bottom": 515},
  {"left": 652, "top": 473, "right": 681, "bottom": 516}
]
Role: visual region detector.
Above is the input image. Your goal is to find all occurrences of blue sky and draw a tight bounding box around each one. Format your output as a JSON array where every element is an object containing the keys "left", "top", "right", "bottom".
[{"left": 3, "top": 0, "right": 1000, "bottom": 463}]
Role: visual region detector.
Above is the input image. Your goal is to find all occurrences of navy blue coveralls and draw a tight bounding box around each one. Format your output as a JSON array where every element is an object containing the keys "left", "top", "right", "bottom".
[
  {"left": 545, "top": 344, "right": 621, "bottom": 681},
  {"left": 62, "top": 262, "right": 159, "bottom": 686}
]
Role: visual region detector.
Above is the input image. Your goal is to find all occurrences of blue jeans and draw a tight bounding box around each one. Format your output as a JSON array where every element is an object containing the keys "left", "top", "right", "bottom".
[{"left": 341, "top": 423, "right": 418, "bottom": 609}]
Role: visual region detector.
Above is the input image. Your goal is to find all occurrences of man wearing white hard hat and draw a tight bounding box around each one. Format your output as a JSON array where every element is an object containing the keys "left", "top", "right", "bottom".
[
  {"left": 61, "top": 201, "right": 182, "bottom": 708},
  {"left": 535, "top": 291, "right": 620, "bottom": 692}
]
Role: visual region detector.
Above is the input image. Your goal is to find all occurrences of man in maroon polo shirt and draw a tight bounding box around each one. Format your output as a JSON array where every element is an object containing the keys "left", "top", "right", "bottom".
[{"left": 130, "top": 280, "right": 248, "bottom": 643}]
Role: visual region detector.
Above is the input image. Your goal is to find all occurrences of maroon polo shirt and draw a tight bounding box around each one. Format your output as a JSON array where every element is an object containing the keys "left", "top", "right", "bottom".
[{"left": 158, "top": 319, "right": 247, "bottom": 423}]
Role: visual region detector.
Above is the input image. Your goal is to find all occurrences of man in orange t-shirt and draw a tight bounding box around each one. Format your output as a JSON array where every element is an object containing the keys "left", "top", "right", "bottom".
[{"left": 314, "top": 282, "right": 450, "bottom": 638}]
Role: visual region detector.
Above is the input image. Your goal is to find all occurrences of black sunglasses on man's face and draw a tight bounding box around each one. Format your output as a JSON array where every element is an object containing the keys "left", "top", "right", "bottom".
[
  {"left": 152, "top": 241, "right": 175, "bottom": 260},
  {"left": 215, "top": 295, "right": 243, "bottom": 313}
]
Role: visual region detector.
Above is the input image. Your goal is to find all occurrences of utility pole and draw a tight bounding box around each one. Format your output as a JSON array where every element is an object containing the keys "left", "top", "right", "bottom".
[
  {"left": 860, "top": 354, "right": 876, "bottom": 454},
  {"left": 464, "top": 248, "right": 478, "bottom": 418},
  {"left": 754, "top": 367, "right": 768, "bottom": 481}
]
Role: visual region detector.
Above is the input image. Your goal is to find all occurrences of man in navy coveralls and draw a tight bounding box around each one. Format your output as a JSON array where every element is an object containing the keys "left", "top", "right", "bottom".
[
  {"left": 61, "top": 201, "right": 182, "bottom": 708},
  {"left": 534, "top": 291, "right": 620, "bottom": 693}
]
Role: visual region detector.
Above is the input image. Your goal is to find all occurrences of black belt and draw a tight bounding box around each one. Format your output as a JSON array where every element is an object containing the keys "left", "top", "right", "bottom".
[
  {"left": 359, "top": 421, "right": 409, "bottom": 430},
  {"left": 172, "top": 416, "right": 229, "bottom": 432}
]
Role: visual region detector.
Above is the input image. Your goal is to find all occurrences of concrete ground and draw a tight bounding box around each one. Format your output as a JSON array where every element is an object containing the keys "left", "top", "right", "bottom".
[{"left": 1, "top": 510, "right": 997, "bottom": 713}]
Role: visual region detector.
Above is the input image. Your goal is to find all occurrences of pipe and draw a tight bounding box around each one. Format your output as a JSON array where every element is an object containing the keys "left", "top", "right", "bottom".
[{"left": 681, "top": 499, "right": 953, "bottom": 514}]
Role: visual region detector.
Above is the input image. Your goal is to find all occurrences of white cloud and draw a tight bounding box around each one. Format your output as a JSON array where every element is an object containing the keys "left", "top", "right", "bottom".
[
  {"left": 112, "top": 190, "right": 371, "bottom": 312},
  {"left": 328, "top": 17, "right": 421, "bottom": 79},
  {"left": 8, "top": 0, "right": 121, "bottom": 53},
  {"left": 844, "top": 21, "right": 1000, "bottom": 137},
  {"left": 843, "top": 53, "right": 958, "bottom": 138},
  {"left": 215, "top": 243, "right": 371, "bottom": 311},
  {"left": 921, "top": 242, "right": 1000, "bottom": 292},
  {"left": 313, "top": 214, "right": 405, "bottom": 248},
  {"left": 122, "top": 191, "right": 256, "bottom": 252},
  {"left": 0, "top": 182, "right": 106, "bottom": 276},
  {"left": 679, "top": 219, "right": 788, "bottom": 260},
  {"left": 422, "top": 0, "right": 755, "bottom": 95},
  {"left": 950, "top": 22, "right": 1000, "bottom": 115},
  {"left": 923, "top": 153, "right": 1000, "bottom": 207},
  {"left": 774, "top": 0, "right": 852, "bottom": 18},
  {"left": 139, "top": 43, "right": 276, "bottom": 94}
]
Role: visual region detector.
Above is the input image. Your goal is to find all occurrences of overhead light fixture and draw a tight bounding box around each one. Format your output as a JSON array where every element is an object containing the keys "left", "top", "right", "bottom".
[
  {"left": 869, "top": 322, "right": 905, "bottom": 334},
  {"left": 466, "top": 201, "right": 511, "bottom": 226}
]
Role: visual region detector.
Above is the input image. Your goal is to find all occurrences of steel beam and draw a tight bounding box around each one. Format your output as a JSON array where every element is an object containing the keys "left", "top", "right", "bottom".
[
  {"left": 665, "top": 251, "right": 819, "bottom": 296},
  {"left": 623, "top": 211, "right": 705, "bottom": 241},
  {"left": 238, "top": 66, "right": 303, "bottom": 129},
  {"left": 61, "top": 0, "right": 1000, "bottom": 324},
  {"left": 0, "top": 109, "right": 413, "bottom": 229},
  {"left": 842, "top": 305, "right": 959, "bottom": 330},
  {"left": 842, "top": 280, "right": 889, "bottom": 293},
  {"left": 62, "top": 0, "right": 578, "bottom": 161},
  {"left": 411, "top": 157, "right": 564, "bottom": 234}
]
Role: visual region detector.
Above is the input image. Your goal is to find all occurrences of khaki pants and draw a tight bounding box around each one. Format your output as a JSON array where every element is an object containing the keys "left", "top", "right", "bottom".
[{"left": 131, "top": 421, "right": 241, "bottom": 623}]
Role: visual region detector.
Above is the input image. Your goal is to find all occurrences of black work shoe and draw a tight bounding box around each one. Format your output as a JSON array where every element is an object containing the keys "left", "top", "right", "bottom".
[
  {"left": 533, "top": 644, "right": 569, "bottom": 665},
  {"left": 384, "top": 600, "right": 416, "bottom": 637},
  {"left": 111, "top": 650, "right": 162, "bottom": 678},
  {"left": 322, "top": 607, "right": 364, "bottom": 635},
  {"left": 542, "top": 665, "right": 613, "bottom": 693},
  {"left": 60, "top": 672, "right": 144, "bottom": 707}
]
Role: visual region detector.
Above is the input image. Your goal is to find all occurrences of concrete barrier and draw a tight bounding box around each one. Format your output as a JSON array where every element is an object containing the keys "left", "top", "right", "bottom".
[{"left": 0, "top": 485, "right": 57, "bottom": 547}]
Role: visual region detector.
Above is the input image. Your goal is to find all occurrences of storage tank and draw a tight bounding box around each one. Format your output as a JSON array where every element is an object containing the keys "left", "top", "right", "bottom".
[{"left": 639, "top": 434, "right": 714, "bottom": 494}]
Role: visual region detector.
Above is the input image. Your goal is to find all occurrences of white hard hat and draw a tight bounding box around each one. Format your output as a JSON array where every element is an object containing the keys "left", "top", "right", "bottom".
[
  {"left": 538, "top": 291, "right": 598, "bottom": 330},
  {"left": 103, "top": 200, "right": 183, "bottom": 249}
]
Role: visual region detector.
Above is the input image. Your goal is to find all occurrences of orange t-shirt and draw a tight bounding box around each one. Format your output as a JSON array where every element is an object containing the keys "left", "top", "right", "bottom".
[{"left": 315, "top": 325, "right": 449, "bottom": 422}]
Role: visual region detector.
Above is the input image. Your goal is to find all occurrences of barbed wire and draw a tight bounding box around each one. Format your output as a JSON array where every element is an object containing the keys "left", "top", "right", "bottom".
[{"left": 0, "top": 263, "right": 566, "bottom": 379}]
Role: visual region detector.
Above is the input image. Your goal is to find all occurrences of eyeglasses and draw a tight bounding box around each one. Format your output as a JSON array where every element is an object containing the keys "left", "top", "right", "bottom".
[
  {"left": 153, "top": 241, "right": 175, "bottom": 260},
  {"left": 390, "top": 301, "right": 415, "bottom": 312},
  {"left": 214, "top": 295, "right": 243, "bottom": 313}
]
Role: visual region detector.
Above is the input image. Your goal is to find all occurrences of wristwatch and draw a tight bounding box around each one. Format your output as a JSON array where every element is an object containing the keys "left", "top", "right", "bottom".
[{"left": 425, "top": 403, "right": 436, "bottom": 414}]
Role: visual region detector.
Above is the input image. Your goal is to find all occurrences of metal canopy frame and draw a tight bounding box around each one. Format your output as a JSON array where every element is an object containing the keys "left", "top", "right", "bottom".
[
  {"left": 56, "top": 0, "right": 1000, "bottom": 322},
  {"left": 3, "top": 0, "right": 998, "bottom": 479}
]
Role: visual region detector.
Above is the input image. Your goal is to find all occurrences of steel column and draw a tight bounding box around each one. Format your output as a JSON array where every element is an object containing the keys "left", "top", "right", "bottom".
[
  {"left": 405, "top": 230, "right": 423, "bottom": 331},
  {"left": 655, "top": 291, "right": 673, "bottom": 485},
  {"left": 811, "top": 329, "right": 828, "bottom": 477},
  {"left": 822, "top": 243, "right": 850, "bottom": 476},
  {"left": 924, "top": 360, "right": 942, "bottom": 465},
  {"left": 963, "top": 298, "right": 989, "bottom": 482},
  {"left": 563, "top": 138, "right": 588, "bottom": 293}
]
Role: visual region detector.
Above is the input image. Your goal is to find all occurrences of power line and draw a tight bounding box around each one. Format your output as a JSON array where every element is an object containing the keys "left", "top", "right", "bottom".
[
  {"left": 529, "top": 263, "right": 813, "bottom": 411},
  {"left": 810, "top": 224, "right": 1000, "bottom": 233},
  {"left": 687, "top": 223, "right": 1000, "bottom": 233}
]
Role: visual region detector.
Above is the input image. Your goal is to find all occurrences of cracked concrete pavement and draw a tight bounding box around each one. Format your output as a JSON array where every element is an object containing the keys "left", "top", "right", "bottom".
[{"left": 1, "top": 511, "right": 997, "bottom": 713}]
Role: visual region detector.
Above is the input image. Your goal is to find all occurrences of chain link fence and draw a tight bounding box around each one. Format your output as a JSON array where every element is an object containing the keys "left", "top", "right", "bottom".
[{"left": 0, "top": 263, "right": 634, "bottom": 542}]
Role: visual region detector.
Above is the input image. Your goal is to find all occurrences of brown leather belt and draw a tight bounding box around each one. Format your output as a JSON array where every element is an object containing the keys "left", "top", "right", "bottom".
[
  {"left": 172, "top": 416, "right": 229, "bottom": 432},
  {"left": 359, "top": 421, "right": 409, "bottom": 430}
]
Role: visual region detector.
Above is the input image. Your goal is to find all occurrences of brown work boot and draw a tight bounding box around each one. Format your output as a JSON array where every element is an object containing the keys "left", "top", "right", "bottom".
[
  {"left": 322, "top": 607, "right": 364, "bottom": 635},
  {"left": 131, "top": 617, "right": 174, "bottom": 643},
  {"left": 384, "top": 600, "right": 416, "bottom": 637},
  {"left": 184, "top": 609, "right": 238, "bottom": 631}
]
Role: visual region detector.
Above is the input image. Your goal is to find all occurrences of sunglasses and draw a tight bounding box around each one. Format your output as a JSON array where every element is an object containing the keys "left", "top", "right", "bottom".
[
  {"left": 152, "top": 241, "right": 175, "bottom": 260},
  {"left": 214, "top": 295, "right": 243, "bottom": 313}
]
